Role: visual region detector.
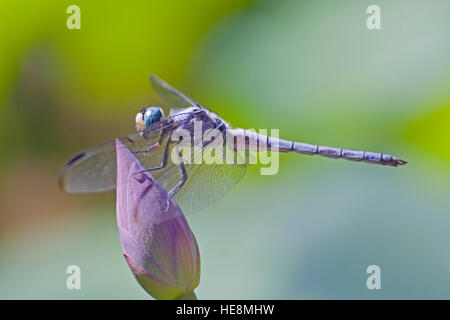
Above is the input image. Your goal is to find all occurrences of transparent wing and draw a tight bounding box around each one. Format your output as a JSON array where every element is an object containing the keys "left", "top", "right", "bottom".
[
  {"left": 156, "top": 134, "right": 248, "bottom": 215},
  {"left": 60, "top": 115, "right": 200, "bottom": 193},
  {"left": 59, "top": 130, "right": 163, "bottom": 193},
  {"left": 174, "top": 161, "right": 247, "bottom": 215},
  {"left": 60, "top": 140, "right": 117, "bottom": 193},
  {"left": 150, "top": 75, "right": 199, "bottom": 109}
]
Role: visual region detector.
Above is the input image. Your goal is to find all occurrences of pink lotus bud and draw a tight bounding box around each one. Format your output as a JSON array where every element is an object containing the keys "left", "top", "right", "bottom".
[{"left": 115, "top": 139, "right": 200, "bottom": 300}]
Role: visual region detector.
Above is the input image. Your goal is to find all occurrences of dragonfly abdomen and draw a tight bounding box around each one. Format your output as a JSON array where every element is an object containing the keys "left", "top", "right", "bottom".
[
  {"left": 274, "top": 138, "right": 406, "bottom": 167},
  {"left": 230, "top": 130, "right": 406, "bottom": 167}
]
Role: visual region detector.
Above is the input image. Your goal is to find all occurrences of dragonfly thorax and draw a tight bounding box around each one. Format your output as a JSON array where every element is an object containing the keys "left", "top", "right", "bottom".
[{"left": 204, "top": 109, "right": 231, "bottom": 130}]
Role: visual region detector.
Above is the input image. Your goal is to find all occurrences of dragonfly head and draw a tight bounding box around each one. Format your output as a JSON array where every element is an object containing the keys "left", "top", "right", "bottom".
[{"left": 136, "top": 106, "right": 164, "bottom": 131}]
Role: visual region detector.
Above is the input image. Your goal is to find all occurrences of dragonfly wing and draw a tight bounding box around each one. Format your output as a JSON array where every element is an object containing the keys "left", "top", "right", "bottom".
[
  {"left": 156, "top": 141, "right": 248, "bottom": 215},
  {"left": 60, "top": 131, "right": 164, "bottom": 193},
  {"left": 174, "top": 162, "right": 247, "bottom": 215},
  {"left": 150, "top": 75, "right": 199, "bottom": 109},
  {"left": 60, "top": 140, "right": 117, "bottom": 193},
  {"left": 60, "top": 112, "right": 202, "bottom": 194}
]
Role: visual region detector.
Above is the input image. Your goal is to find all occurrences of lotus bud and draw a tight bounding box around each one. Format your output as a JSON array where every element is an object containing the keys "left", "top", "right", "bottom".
[{"left": 115, "top": 139, "right": 200, "bottom": 300}]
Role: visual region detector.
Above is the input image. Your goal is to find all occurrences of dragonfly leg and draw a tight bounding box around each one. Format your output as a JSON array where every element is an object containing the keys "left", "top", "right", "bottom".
[
  {"left": 167, "top": 162, "right": 187, "bottom": 200},
  {"left": 135, "top": 140, "right": 174, "bottom": 174},
  {"left": 133, "top": 130, "right": 168, "bottom": 154},
  {"left": 132, "top": 142, "right": 160, "bottom": 154},
  {"left": 167, "top": 147, "right": 188, "bottom": 199}
]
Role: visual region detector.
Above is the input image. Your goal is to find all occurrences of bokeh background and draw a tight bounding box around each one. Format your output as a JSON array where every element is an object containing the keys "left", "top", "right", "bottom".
[{"left": 1, "top": 0, "right": 449, "bottom": 299}]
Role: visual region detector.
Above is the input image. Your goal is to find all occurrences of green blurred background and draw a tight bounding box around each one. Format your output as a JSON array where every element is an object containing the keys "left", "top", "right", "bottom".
[{"left": 1, "top": 0, "right": 449, "bottom": 299}]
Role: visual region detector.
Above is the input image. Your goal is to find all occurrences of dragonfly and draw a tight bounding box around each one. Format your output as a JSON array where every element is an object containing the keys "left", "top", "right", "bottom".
[{"left": 60, "top": 75, "right": 407, "bottom": 214}]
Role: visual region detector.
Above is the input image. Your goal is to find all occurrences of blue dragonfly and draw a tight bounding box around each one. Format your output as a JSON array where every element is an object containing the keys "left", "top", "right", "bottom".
[{"left": 60, "top": 75, "right": 407, "bottom": 214}]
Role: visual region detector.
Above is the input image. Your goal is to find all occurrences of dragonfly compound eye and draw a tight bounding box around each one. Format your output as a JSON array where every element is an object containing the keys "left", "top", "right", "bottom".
[{"left": 136, "top": 106, "right": 164, "bottom": 131}]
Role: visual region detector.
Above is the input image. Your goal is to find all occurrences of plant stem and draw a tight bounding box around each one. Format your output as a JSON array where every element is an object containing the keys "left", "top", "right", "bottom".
[{"left": 176, "top": 291, "right": 197, "bottom": 300}]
